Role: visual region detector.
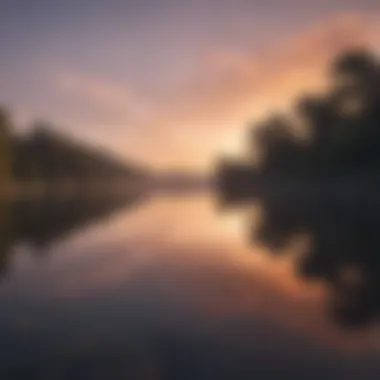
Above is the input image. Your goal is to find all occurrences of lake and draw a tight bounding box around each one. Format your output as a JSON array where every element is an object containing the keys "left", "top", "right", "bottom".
[{"left": 1, "top": 191, "right": 380, "bottom": 379}]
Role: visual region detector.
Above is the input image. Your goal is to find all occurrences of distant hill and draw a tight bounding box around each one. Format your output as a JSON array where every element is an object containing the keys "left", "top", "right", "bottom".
[{"left": 0, "top": 108, "right": 148, "bottom": 185}]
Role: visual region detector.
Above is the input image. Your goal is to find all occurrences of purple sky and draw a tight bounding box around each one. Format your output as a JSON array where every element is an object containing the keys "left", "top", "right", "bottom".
[{"left": 1, "top": 0, "right": 379, "bottom": 170}]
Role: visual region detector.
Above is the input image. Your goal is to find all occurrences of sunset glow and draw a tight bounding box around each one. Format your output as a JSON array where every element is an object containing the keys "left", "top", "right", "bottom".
[{"left": 1, "top": 2, "right": 379, "bottom": 170}]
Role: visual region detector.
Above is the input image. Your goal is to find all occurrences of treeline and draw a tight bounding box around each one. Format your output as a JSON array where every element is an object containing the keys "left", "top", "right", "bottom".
[
  {"left": 0, "top": 108, "right": 143, "bottom": 184},
  {"left": 217, "top": 49, "right": 380, "bottom": 327},
  {"left": 254, "top": 49, "right": 380, "bottom": 179},
  {"left": 219, "top": 50, "right": 380, "bottom": 198}
]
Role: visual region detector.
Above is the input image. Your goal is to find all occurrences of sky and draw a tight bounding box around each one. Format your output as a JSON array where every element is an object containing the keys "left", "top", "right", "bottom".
[{"left": 1, "top": 0, "right": 380, "bottom": 171}]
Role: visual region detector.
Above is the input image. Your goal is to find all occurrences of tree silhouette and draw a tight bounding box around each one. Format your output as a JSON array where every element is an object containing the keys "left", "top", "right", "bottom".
[
  {"left": 0, "top": 107, "right": 13, "bottom": 185},
  {"left": 219, "top": 49, "right": 380, "bottom": 196},
  {"left": 218, "top": 49, "right": 380, "bottom": 327}
]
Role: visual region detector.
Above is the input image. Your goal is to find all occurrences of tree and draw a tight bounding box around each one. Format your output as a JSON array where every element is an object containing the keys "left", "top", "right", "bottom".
[{"left": 0, "top": 107, "right": 13, "bottom": 185}]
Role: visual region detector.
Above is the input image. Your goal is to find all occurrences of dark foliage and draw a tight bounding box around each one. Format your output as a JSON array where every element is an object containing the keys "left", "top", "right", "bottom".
[
  {"left": 253, "top": 49, "right": 380, "bottom": 179},
  {"left": 218, "top": 50, "right": 380, "bottom": 203},
  {"left": 218, "top": 50, "right": 380, "bottom": 327},
  {"left": 0, "top": 109, "right": 144, "bottom": 182},
  {"left": 12, "top": 122, "right": 141, "bottom": 181}
]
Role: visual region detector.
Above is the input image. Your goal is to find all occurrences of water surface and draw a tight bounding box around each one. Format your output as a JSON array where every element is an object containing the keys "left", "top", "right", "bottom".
[{"left": 1, "top": 193, "right": 380, "bottom": 379}]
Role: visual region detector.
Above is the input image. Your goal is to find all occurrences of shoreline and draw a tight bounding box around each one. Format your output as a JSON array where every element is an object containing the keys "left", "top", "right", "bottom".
[{"left": 0, "top": 180, "right": 148, "bottom": 201}]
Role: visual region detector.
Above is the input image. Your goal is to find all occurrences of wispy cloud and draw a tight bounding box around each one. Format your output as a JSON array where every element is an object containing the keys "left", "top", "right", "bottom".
[
  {"left": 51, "top": 12, "right": 377, "bottom": 169},
  {"left": 56, "top": 72, "right": 132, "bottom": 110}
]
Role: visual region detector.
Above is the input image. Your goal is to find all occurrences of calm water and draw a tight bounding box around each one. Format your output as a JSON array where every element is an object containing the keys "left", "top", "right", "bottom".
[{"left": 1, "top": 192, "right": 380, "bottom": 379}]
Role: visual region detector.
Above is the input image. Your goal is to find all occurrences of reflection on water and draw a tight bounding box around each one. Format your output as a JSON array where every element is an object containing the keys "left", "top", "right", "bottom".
[
  {"left": 1, "top": 192, "right": 380, "bottom": 379},
  {"left": 251, "top": 190, "right": 380, "bottom": 328},
  {"left": 0, "top": 194, "right": 143, "bottom": 279}
]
